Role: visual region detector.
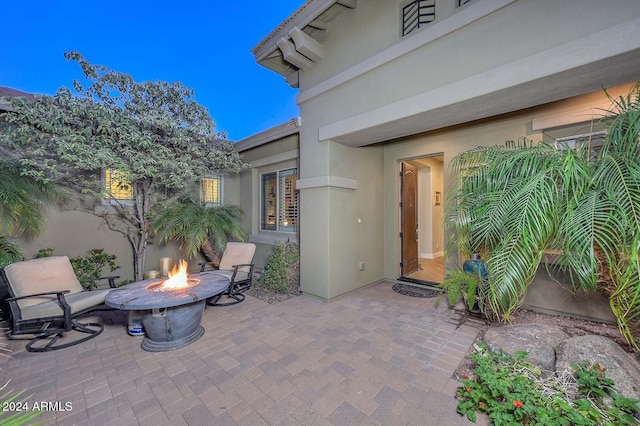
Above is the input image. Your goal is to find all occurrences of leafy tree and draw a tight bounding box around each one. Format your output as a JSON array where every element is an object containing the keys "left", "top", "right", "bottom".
[
  {"left": 151, "top": 197, "right": 246, "bottom": 268},
  {"left": 0, "top": 51, "right": 247, "bottom": 280},
  {"left": 0, "top": 160, "right": 65, "bottom": 266}
]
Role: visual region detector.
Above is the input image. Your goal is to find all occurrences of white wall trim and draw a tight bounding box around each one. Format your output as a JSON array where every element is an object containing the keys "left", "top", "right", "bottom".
[
  {"left": 235, "top": 118, "right": 301, "bottom": 152},
  {"left": 249, "top": 233, "right": 298, "bottom": 245},
  {"left": 296, "top": 175, "right": 358, "bottom": 190},
  {"left": 297, "top": 0, "right": 517, "bottom": 104},
  {"left": 421, "top": 251, "right": 444, "bottom": 260},
  {"left": 249, "top": 149, "right": 299, "bottom": 168}
]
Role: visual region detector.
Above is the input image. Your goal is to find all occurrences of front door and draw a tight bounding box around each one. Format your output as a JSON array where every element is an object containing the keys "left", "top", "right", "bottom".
[{"left": 401, "top": 162, "right": 419, "bottom": 275}]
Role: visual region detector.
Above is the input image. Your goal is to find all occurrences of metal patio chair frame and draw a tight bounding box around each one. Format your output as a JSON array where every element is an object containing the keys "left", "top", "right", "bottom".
[
  {"left": 0, "top": 256, "right": 118, "bottom": 352},
  {"left": 200, "top": 242, "right": 256, "bottom": 306}
]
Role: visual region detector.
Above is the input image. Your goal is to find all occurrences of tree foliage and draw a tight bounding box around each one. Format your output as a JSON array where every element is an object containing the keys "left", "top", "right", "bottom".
[
  {"left": 0, "top": 51, "right": 247, "bottom": 279},
  {"left": 0, "top": 161, "right": 65, "bottom": 266},
  {"left": 446, "top": 84, "right": 640, "bottom": 348},
  {"left": 151, "top": 197, "right": 246, "bottom": 268}
]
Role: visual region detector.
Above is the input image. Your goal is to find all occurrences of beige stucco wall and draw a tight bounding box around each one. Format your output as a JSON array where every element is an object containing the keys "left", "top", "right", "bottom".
[
  {"left": 301, "top": 0, "right": 640, "bottom": 118},
  {"left": 17, "top": 207, "right": 184, "bottom": 283},
  {"left": 297, "top": 102, "right": 385, "bottom": 300},
  {"left": 237, "top": 133, "right": 300, "bottom": 270}
]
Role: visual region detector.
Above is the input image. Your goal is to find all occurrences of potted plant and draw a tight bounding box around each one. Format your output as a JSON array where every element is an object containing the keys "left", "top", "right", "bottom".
[{"left": 436, "top": 269, "right": 483, "bottom": 313}]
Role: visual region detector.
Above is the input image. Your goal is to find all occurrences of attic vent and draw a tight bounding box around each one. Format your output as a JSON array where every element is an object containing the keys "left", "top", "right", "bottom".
[{"left": 402, "top": 0, "right": 435, "bottom": 37}]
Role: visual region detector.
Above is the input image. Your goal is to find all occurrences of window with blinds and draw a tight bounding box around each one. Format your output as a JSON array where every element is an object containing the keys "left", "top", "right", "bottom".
[
  {"left": 104, "top": 168, "right": 133, "bottom": 204},
  {"left": 200, "top": 175, "right": 222, "bottom": 206},
  {"left": 261, "top": 168, "right": 298, "bottom": 233}
]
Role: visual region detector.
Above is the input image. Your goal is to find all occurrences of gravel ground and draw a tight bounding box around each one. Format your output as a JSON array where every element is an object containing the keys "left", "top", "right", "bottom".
[{"left": 245, "top": 271, "right": 302, "bottom": 304}]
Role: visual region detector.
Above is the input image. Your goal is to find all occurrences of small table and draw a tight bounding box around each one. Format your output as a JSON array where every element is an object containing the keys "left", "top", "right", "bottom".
[{"left": 106, "top": 272, "right": 230, "bottom": 352}]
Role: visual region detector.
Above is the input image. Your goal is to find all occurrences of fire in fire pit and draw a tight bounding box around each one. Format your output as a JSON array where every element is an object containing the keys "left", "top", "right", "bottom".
[{"left": 147, "top": 259, "right": 200, "bottom": 292}]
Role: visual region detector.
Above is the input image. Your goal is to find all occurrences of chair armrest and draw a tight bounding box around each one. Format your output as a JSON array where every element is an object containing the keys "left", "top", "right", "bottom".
[
  {"left": 6, "top": 290, "right": 71, "bottom": 302},
  {"left": 231, "top": 263, "right": 255, "bottom": 270},
  {"left": 199, "top": 262, "right": 217, "bottom": 273},
  {"left": 99, "top": 276, "right": 120, "bottom": 288}
]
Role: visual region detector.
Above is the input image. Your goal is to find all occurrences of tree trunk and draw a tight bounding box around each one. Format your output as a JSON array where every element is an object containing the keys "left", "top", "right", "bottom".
[
  {"left": 130, "top": 179, "right": 151, "bottom": 281},
  {"left": 201, "top": 239, "right": 221, "bottom": 269}
]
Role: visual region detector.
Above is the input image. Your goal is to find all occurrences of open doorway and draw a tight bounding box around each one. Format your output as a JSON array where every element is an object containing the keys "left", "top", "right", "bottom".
[{"left": 399, "top": 154, "right": 445, "bottom": 285}]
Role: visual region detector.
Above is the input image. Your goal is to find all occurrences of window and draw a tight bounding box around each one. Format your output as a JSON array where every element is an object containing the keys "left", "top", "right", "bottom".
[
  {"left": 457, "top": 0, "right": 473, "bottom": 7},
  {"left": 104, "top": 168, "right": 133, "bottom": 204},
  {"left": 200, "top": 175, "right": 222, "bottom": 206},
  {"left": 262, "top": 168, "right": 298, "bottom": 232},
  {"left": 402, "top": 0, "right": 435, "bottom": 37},
  {"left": 555, "top": 131, "right": 607, "bottom": 162}
]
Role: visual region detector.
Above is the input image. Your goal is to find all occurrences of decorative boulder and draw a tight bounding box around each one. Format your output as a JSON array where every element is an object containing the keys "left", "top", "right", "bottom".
[
  {"left": 483, "top": 324, "right": 569, "bottom": 373},
  {"left": 555, "top": 335, "right": 640, "bottom": 401}
]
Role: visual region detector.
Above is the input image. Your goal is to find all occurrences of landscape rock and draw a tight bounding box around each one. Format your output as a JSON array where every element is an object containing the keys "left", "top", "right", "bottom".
[
  {"left": 483, "top": 324, "right": 569, "bottom": 373},
  {"left": 555, "top": 335, "right": 640, "bottom": 401}
]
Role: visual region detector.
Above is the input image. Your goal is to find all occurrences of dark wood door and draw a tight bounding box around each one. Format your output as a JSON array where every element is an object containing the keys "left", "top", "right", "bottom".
[{"left": 401, "top": 162, "right": 419, "bottom": 275}]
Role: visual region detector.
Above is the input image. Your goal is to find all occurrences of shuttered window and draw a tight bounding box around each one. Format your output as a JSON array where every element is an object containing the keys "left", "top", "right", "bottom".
[
  {"left": 104, "top": 169, "right": 133, "bottom": 204},
  {"left": 261, "top": 168, "right": 298, "bottom": 233},
  {"left": 200, "top": 175, "right": 222, "bottom": 206}
]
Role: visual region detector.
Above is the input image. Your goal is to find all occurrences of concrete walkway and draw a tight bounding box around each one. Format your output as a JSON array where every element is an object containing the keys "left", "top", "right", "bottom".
[{"left": 0, "top": 281, "right": 483, "bottom": 425}]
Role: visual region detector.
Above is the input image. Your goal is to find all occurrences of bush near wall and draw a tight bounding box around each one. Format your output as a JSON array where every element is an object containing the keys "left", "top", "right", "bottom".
[{"left": 255, "top": 241, "right": 299, "bottom": 294}]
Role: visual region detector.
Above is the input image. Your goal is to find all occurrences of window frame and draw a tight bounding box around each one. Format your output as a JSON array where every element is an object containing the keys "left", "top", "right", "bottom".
[
  {"left": 260, "top": 167, "right": 298, "bottom": 233},
  {"left": 103, "top": 168, "right": 134, "bottom": 206},
  {"left": 200, "top": 174, "right": 223, "bottom": 207}
]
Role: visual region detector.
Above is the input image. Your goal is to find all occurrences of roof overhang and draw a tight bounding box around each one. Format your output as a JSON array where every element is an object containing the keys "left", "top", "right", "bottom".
[{"left": 251, "top": 0, "right": 358, "bottom": 87}]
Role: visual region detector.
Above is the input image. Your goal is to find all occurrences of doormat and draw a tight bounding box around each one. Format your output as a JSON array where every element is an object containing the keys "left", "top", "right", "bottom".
[{"left": 392, "top": 283, "right": 440, "bottom": 298}]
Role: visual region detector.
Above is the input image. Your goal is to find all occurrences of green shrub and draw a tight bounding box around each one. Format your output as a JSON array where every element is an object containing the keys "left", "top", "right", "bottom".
[
  {"left": 36, "top": 248, "right": 119, "bottom": 289},
  {"left": 456, "top": 345, "right": 640, "bottom": 425},
  {"left": 256, "top": 241, "right": 299, "bottom": 294}
]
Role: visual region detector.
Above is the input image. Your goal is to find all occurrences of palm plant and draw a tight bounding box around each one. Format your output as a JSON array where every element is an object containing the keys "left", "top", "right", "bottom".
[
  {"left": 447, "top": 84, "right": 640, "bottom": 349},
  {"left": 0, "top": 160, "right": 65, "bottom": 266},
  {"left": 151, "top": 197, "right": 247, "bottom": 267}
]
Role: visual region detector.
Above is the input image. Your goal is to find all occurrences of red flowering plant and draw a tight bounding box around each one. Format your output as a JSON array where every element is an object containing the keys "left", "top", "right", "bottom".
[{"left": 455, "top": 345, "right": 640, "bottom": 425}]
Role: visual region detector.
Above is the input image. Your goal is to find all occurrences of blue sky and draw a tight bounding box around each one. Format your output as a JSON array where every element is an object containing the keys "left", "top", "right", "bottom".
[{"left": 1, "top": 1, "right": 303, "bottom": 141}]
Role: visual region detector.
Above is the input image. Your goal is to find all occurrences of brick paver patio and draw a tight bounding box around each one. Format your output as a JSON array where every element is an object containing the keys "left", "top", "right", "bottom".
[{"left": 0, "top": 281, "right": 484, "bottom": 425}]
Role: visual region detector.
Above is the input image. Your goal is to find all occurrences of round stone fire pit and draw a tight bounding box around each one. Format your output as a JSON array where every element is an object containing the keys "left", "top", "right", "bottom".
[{"left": 105, "top": 272, "right": 230, "bottom": 352}]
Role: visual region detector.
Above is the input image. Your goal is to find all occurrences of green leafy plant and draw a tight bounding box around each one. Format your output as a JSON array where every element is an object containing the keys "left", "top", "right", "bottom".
[
  {"left": 70, "top": 249, "right": 119, "bottom": 289},
  {"left": 436, "top": 269, "right": 482, "bottom": 311},
  {"left": 446, "top": 84, "right": 640, "bottom": 348},
  {"left": 151, "top": 197, "right": 246, "bottom": 268},
  {"left": 37, "top": 248, "right": 119, "bottom": 289},
  {"left": 456, "top": 345, "right": 640, "bottom": 425},
  {"left": 0, "top": 160, "right": 65, "bottom": 267},
  {"left": 256, "top": 241, "right": 299, "bottom": 294}
]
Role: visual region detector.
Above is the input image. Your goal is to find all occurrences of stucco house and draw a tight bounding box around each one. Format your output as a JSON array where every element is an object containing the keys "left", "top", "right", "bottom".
[
  {"left": 3, "top": 1, "right": 640, "bottom": 323},
  {"left": 241, "top": 0, "right": 640, "bottom": 318}
]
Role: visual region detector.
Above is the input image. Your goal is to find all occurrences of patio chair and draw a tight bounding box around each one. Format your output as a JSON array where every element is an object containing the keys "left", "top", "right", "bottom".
[
  {"left": 0, "top": 256, "right": 118, "bottom": 352},
  {"left": 199, "top": 242, "right": 256, "bottom": 306}
]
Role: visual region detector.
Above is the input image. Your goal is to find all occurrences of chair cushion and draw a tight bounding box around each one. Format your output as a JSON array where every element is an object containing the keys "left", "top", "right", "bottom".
[
  {"left": 19, "top": 289, "right": 111, "bottom": 320},
  {"left": 4, "top": 256, "right": 84, "bottom": 309},
  {"left": 219, "top": 242, "right": 256, "bottom": 273},
  {"left": 208, "top": 270, "right": 250, "bottom": 283}
]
